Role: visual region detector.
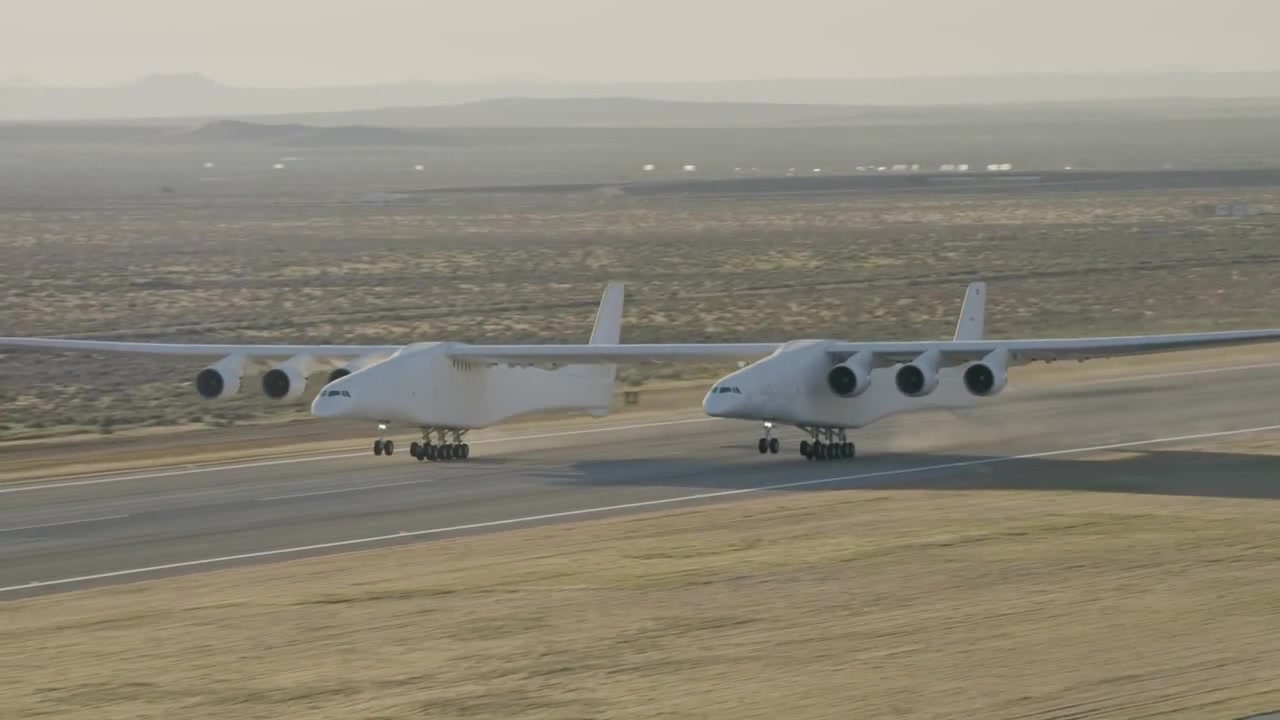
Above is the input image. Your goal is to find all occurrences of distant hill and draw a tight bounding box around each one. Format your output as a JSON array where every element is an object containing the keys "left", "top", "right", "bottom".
[
  {"left": 6, "top": 94, "right": 1280, "bottom": 153},
  {"left": 189, "top": 120, "right": 429, "bottom": 145},
  {"left": 6, "top": 70, "right": 1280, "bottom": 122},
  {"left": 0, "top": 119, "right": 437, "bottom": 146},
  {"left": 10, "top": 95, "right": 1280, "bottom": 137},
  {"left": 245, "top": 97, "right": 888, "bottom": 129},
  {"left": 243, "top": 95, "right": 1280, "bottom": 129}
]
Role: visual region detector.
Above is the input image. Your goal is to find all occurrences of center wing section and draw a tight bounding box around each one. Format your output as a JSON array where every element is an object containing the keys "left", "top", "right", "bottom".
[
  {"left": 444, "top": 325, "right": 1280, "bottom": 369},
  {"left": 446, "top": 342, "right": 783, "bottom": 364}
]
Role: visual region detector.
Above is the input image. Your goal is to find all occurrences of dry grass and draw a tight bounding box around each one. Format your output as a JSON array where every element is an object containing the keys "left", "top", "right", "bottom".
[
  {"left": 4, "top": 448, "right": 1280, "bottom": 719},
  {"left": 4, "top": 185, "right": 1280, "bottom": 439}
]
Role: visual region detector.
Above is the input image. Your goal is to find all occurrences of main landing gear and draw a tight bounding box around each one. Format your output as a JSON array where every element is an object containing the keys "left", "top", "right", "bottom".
[
  {"left": 409, "top": 427, "right": 471, "bottom": 462},
  {"left": 798, "top": 426, "right": 855, "bottom": 462}
]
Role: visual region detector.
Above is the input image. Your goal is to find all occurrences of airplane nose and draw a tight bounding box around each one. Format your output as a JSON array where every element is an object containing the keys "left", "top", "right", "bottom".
[
  {"left": 701, "top": 391, "right": 717, "bottom": 416},
  {"left": 311, "top": 386, "right": 355, "bottom": 418},
  {"left": 702, "top": 387, "right": 741, "bottom": 418}
]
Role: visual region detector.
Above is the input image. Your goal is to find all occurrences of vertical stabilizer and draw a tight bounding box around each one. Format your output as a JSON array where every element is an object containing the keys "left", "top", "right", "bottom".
[
  {"left": 589, "top": 281, "right": 624, "bottom": 345},
  {"left": 577, "top": 282, "right": 623, "bottom": 415},
  {"left": 953, "top": 282, "right": 986, "bottom": 341}
]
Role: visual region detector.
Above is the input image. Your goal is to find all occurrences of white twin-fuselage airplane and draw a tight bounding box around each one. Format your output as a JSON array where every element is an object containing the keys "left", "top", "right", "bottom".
[{"left": 4, "top": 280, "right": 1280, "bottom": 462}]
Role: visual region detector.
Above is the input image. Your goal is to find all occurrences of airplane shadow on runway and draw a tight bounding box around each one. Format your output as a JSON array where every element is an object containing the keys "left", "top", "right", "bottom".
[{"left": 534, "top": 447, "right": 1280, "bottom": 502}]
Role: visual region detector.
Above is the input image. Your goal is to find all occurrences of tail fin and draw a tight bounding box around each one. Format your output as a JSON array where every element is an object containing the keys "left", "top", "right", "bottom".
[
  {"left": 579, "top": 283, "right": 623, "bottom": 414},
  {"left": 953, "top": 282, "right": 986, "bottom": 341},
  {"left": 946, "top": 281, "right": 986, "bottom": 419},
  {"left": 589, "top": 281, "right": 624, "bottom": 345}
]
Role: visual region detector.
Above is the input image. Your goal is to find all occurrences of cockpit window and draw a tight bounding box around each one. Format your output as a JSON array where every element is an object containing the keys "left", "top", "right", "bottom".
[
  {"left": 713, "top": 386, "right": 743, "bottom": 394},
  {"left": 324, "top": 390, "right": 352, "bottom": 398}
]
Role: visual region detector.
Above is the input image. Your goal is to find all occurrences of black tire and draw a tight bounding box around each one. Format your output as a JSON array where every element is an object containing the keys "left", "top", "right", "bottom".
[
  {"left": 410, "top": 441, "right": 421, "bottom": 459},
  {"left": 425, "top": 444, "right": 437, "bottom": 461},
  {"left": 768, "top": 437, "right": 779, "bottom": 454},
  {"left": 383, "top": 440, "right": 394, "bottom": 456},
  {"left": 800, "top": 440, "right": 811, "bottom": 458},
  {"left": 443, "top": 444, "right": 455, "bottom": 461},
  {"left": 461, "top": 443, "right": 471, "bottom": 459},
  {"left": 758, "top": 438, "right": 768, "bottom": 454},
  {"left": 373, "top": 440, "right": 384, "bottom": 456}
]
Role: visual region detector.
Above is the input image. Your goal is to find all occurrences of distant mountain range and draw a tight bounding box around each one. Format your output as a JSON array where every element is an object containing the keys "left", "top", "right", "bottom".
[
  {"left": 6, "top": 70, "right": 1280, "bottom": 123},
  {"left": 5, "top": 93, "right": 1280, "bottom": 147}
]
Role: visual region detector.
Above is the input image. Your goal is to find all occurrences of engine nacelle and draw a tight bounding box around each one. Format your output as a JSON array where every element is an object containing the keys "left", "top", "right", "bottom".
[
  {"left": 826, "top": 350, "right": 873, "bottom": 398},
  {"left": 194, "top": 354, "right": 245, "bottom": 400},
  {"left": 895, "top": 348, "right": 942, "bottom": 398},
  {"left": 962, "top": 348, "right": 1010, "bottom": 397},
  {"left": 262, "top": 354, "right": 315, "bottom": 401}
]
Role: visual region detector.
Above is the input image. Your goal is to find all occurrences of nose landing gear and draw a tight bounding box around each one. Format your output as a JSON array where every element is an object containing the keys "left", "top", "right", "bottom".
[
  {"left": 757, "top": 422, "right": 780, "bottom": 454},
  {"left": 373, "top": 423, "right": 395, "bottom": 456}
]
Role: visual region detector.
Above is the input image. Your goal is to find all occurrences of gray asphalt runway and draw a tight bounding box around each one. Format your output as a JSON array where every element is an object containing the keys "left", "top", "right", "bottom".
[{"left": 4, "top": 360, "right": 1280, "bottom": 601}]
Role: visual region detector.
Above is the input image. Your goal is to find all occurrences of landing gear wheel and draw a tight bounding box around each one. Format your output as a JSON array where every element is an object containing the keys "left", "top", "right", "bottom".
[
  {"left": 382, "top": 440, "right": 394, "bottom": 456},
  {"left": 460, "top": 443, "right": 471, "bottom": 459},
  {"left": 443, "top": 444, "right": 456, "bottom": 461},
  {"left": 410, "top": 441, "right": 422, "bottom": 460},
  {"left": 844, "top": 442, "right": 855, "bottom": 459},
  {"left": 425, "top": 444, "right": 438, "bottom": 461},
  {"left": 768, "top": 437, "right": 779, "bottom": 454},
  {"left": 800, "top": 440, "right": 811, "bottom": 459},
  {"left": 758, "top": 438, "right": 768, "bottom": 454},
  {"left": 373, "top": 439, "right": 384, "bottom": 456}
]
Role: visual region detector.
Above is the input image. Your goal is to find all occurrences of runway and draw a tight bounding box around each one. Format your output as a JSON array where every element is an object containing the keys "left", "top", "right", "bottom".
[{"left": 4, "top": 360, "right": 1280, "bottom": 601}]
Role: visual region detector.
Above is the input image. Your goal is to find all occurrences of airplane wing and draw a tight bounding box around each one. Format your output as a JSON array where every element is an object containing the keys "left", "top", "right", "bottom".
[
  {"left": 829, "top": 327, "right": 1280, "bottom": 366},
  {"left": 446, "top": 327, "right": 1280, "bottom": 367},
  {"left": 0, "top": 338, "right": 401, "bottom": 359},
  {"left": 447, "top": 342, "right": 783, "bottom": 364}
]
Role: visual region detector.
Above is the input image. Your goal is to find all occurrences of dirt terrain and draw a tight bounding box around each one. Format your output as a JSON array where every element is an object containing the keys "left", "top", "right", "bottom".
[
  {"left": 4, "top": 438, "right": 1280, "bottom": 719},
  {"left": 3, "top": 184, "right": 1279, "bottom": 442},
  {"left": 5, "top": 106, "right": 1280, "bottom": 720}
]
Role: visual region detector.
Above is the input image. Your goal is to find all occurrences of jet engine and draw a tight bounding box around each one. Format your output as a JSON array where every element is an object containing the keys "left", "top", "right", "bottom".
[
  {"left": 962, "top": 348, "right": 1009, "bottom": 397},
  {"left": 194, "top": 354, "right": 245, "bottom": 400},
  {"left": 826, "top": 350, "right": 873, "bottom": 398},
  {"left": 895, "top": 348, "right": 941, "bottom": 397},
  {"left": 262, "top": 354, "right": 314, "bottom": 401}
]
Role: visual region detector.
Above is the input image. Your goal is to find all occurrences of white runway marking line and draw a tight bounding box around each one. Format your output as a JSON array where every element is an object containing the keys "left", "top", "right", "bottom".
[
  {"left": 0, "top": 416, "right": 718, "bottom": 495},
  {"left": 3, "top": 422, "right": 1278, "bottom": 595},
  {"left": 0, "top": 514, "right": 129, "bottom": 534},
  {"left": 6, "top": 357, "right": 1280, "bottom": 496}
]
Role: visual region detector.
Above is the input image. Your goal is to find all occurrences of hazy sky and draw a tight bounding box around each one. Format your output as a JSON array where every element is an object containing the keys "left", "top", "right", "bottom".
[{"left": 5, "top": 0, "right": 1277, "bottom": 86}]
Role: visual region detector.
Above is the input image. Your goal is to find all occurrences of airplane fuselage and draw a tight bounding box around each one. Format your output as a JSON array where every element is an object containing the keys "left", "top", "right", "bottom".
[
  {"left": 701, "top": 339, "right": 982, "bottom": 428},
  {"left": 312, "top": 342, "right": 614, "bottom": 429}
]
